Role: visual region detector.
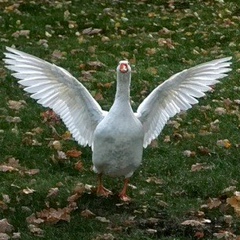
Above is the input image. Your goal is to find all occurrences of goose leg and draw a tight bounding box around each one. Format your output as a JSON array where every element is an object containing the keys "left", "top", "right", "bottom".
[
  {"left": 119, "top": 178, "right": 131, "bottom": 202},
  {"left": 96, "top": 174, "right": 112, "bottom": 197}
]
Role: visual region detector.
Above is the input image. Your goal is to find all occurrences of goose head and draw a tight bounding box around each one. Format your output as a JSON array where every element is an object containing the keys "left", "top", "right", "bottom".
[{"left": 117, "top": 60, "right": 131, "bottom": 74}]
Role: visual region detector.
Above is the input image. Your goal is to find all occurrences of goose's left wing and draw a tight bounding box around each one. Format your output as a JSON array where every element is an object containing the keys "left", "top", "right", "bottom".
[{"left": 136, "top": 57, "right": 232, "bottom": 148}]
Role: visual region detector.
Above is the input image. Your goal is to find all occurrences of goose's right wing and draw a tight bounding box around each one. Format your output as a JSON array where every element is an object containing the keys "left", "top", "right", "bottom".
[{"left": 4, "top": 47, "right": 106, "bottom": 147}]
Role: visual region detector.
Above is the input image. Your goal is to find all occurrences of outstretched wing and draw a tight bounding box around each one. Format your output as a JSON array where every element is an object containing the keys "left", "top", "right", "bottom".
[
  {"left": 136, "top": 57, "right": 232, "bottom": 148},
  {"left": 4, "top": 47, "right": 106, "bottom": 147}
]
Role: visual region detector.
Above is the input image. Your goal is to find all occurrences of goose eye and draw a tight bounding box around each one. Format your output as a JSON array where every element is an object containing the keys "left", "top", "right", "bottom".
[{"left": 119, "top": 63, "right": 128, "bottom": 73}]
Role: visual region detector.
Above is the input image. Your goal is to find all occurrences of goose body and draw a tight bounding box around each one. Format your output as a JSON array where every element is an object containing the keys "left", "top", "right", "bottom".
[
  {"left": 3, "top": 47, "right": 232, "bottom": 201},
  {"left": 93, "top": 62, "right": 144, "bottom": 178}
]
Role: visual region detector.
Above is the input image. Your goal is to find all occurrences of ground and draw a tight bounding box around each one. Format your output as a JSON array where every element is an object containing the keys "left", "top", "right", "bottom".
[{"left": 0, "top": 0, "right": 240, "bottom": 239}]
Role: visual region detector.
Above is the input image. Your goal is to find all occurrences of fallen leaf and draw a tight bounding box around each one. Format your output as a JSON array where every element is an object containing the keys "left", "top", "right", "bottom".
[
  {"left": 80, "top": 209, "right": 96, "bottom": 218},
  {"left": 207, "top": 198, "right": 222, "bottom": 209},
  {"left": 47, "top": 188, "right": 59, "bottom": 198},
  {"left": 74, "top": 161, "right": 84, "bottom": 171},
  {"left": 93, "top": 233, "right": 114, "bottom": 240},
  {"left": 191, "top": 163, "right": 213, "bottom": 172},
  {"left": 216, "top": 139, "right": 231, "bottom": 149},
  {"left": 73, "top": 183, "right": 86, "bottom": 195},
  {"left": 213, "top": 230, "right": 236, "bottom": 239},
  {"left": 0, "top": 233, "right": 10, "bottom": 240},
  {"left": 227, "top": 191, "right": 240, "bottom": 216},
  {"left": 0, "top": 201, "right": 8, "bottom": 210},
  {"left": 181, "top": 220, "right": 204, "bottom": 226},
  {"left": 0, "top": 165, "right": 18, "bottom": 173},
  {"left": 0, "top": 219, "right": 14, "bottom": 233},
  {"left": 41, "top": 110, "right": 60, "bottom": 124},
  {"left": 51, "top": 50, "right": 66, "bottom": 61},
  {"left": 95, "top": 216, "right": 110, "bottom": 223},
  {"left": 61, "top": 131, "right": 72, "bottom": 140},
  {"left": 7, "top": 100, "right": 26, "bottom": 110},
  {"left": 183, "top": 150, "right": 196, "bottom": 157},
  {"left": 28, "top": 224, "right": 44, "bottom": 237},
  {"left": 197, "top": 146, "right": 211, "bottom": 156},
  {"left": 147, "top": 67, "right": 158, "bottom": 76},
  {"left": 146, "top": 228, "right": 157, "bottom": 234},
  {"left": 37, "top": 207, "right": 72, "bottom": 224},
  {"left": 66, "top": 150, "right": 82, "bottom": 158},
  {"left": 82, "top": 27, "right": 102, "bottom": 35},
  {"left": 11, "top": 30, "right": 30, "bottom": 38},
  {"left": 146, "top": 177, "right": 163, "bottom": 185},
  {"left": 67, "top": 193, "right": 81, "bottom": 203},
  {"left": 215, "top": 107, "right": 226, "bottom": 115},
  {"left": 5, "top": 116, "right": 21, "bottom": 123},
  {"left": 24, "top": 169, "right": 40, "bottom": 176},
  {"left": 22, "top": 187, "right": 36, "bottom": 195}
]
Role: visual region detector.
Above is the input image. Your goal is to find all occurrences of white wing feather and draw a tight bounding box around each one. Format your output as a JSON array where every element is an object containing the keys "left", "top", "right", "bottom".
[
  {"left": 4, "top": 47, "right": 105, "bottom": 147},
  {"left": 136, "top": 57, "right": 232, "bottom": 148}
]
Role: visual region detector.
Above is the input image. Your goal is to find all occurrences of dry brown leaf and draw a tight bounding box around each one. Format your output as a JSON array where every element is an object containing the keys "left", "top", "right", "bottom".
[
  {"left": 213, "top": 230, "right": 236, "bottom": 239},
  {"left": 51, "top": 50, "right": 66, "bottom": 60},
  {"left": 31, "top": 127, "right": 43, "bottom": 134},
  {"left": 22, "top": 187, "right": 36, "bottom": 195},
  {"left": 157, "top": 38, "right": 176, "bottom": 49},
  {"left": 146, "top": 177, "right": 163, "bottom": 185},
  {"left": 0, "top": 233, "right": 10, "bottom": 240},
  {"left": 146, "top": 48, "right": 157, "bottom": 56},
  {"left": 93, "top": 233, "right": 114, "bottom": 240},
  {"left": 163, "top": 135, "right": 171, "bottom": 143},
  {"left": 80, "top": 209, "right": 96, "bottom": 218},
  {"left": 82, "top": 27, "right": 102, "bottom": 35},
  {"left": 67, "top": 193, "right": 81, "bottom": 203},
  {"left": 87, "top": 61, "right": 105, "bottom": 69},
  {"left": 183, "top": 150, "right": 196, "bottom": 157},
  {"left": 95, "top": 216, "right": 110, "bottom": 223},
  {"left": 26, "top": 214, "right": 44, "bottom": 225},
  {"left": 227, "top": 192, "right": 240, "bottom": 216},
  {"left": 147, "top": 67, "right": 158, "bottom": 76},
  {"left": 28, "top": 224, "right": 44, "bottom": 237},
  {"left": 181, "top": 220, "right": 204, "bottom": 226},
  {"left": 52, "top": 141, "right": 62, "bottom": 151},
  {"left": 207, "top": 198, "right": 222, "bottom": 209},
  {"left": 222, "top": 186, "right": 236, "bottom": 194},
  {"left": 215, "top": 107, "right": 227, "bottom": 115},
  {"left": 94, "top": 92, "right": 104, "bottom": 101},
  {"left": 149, "top": 139, "right": 158, "bottom": 148},
  {"left": 66, "top": 150, "right": 82, "bottom": 158},
  {"left": 73, "top": 183, "right": 86, "bottom": 195},
  {"left": 0, "top": 165, "right": 18, "bottom": 173},
  {"left": 191, "top": 163, "right": 213, "bottom": 172},
  {"left": 216, "top": 139, "right": 231, "bottom": 149},
  {"left": 7, "top": 100, "right": 26, "bottom": 110},
  {"left": 11, "top": 30, "right": 30, "bottom": 38},
  {"left": 0, "top": 219, "right": 14, "bottom": 233},
  {"left": 0, "top": 201, "right": 8, "bottom": 210},
  {"left": 47, "top": 188, "right": 59, "bottom": 198},
  {"left": 74, "top": 161, "right": 84, "bottom": 171},
  {"left": 197, "top": 146, "right": 211, "bottom": 156},
  {"left": 41, "top": 110, "right": 60, "bottom": 124},
  {"left": 5, "top": 116, "right": 21, "bottom": 123},
  {"left": 24, "top": 169, "right": 40, "bottom": 176},
  {"left": 61, "top": 131, "right": 72, "bottom": 140},
  {"left": 37, "top": 207, "right": 72, "bottom": 224}
]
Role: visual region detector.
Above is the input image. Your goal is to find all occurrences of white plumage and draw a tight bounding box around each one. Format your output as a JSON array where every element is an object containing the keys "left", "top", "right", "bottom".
[{"left": 3, "top": 47, "right": 232, "bottom": 201}]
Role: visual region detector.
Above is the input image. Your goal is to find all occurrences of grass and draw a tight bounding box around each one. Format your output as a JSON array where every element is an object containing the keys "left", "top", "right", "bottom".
[{"left": 0, "top": 0, "right": 240, "bottom": 239}]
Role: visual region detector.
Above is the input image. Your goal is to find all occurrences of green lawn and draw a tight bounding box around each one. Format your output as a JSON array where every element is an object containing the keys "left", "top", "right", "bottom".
[{"left": 0, "top": 0, "right": 240, "bottom": 239}]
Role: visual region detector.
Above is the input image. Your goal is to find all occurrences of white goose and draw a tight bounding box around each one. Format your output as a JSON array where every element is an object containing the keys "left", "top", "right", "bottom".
[{"left": 3, "top": 47, "right": 232, "bottom": 201}]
